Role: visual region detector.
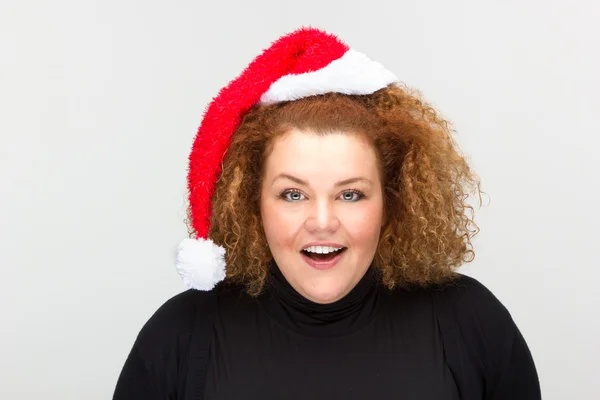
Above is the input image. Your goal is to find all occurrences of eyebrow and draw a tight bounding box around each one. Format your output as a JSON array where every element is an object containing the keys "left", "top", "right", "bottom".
[{"left": 272, "top": 173, "right": 372, "bottom": 187}]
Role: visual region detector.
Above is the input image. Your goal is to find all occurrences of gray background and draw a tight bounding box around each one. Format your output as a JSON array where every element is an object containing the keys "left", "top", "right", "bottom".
[{"left": 1, "top": 0, "right": 598, "bottom": 398}]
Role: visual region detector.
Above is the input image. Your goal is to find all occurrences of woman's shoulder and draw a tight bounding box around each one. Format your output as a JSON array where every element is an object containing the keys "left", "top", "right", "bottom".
[
  {"left": 133, "top": 289, "right": 210, "bottom": 350},
  {"left": 114, "top": 286, "right": 239, "bottom": 398},
  {"left": 390, "top": 273, "right": 507, "bottom": 310},
  {"left": 425, "top": 273, "right": 522, "bottom": 371},
  {"left": 422, "top": 276, "right": 541, "bottom": 398},
  {"left": 132, "top": 284, "right": 241, "bottom": 358},
  {"left": 428, "top": 273, "right": 512, "bottom": 321},
  {"left": 387, "top": 273, "right": 516, "bottom": 339},
  {"left": 429, "top": 272, "right": 502, "bottom": 299},
  {"left": 399, "top": 273, "right": 516, "bottom": 341}
]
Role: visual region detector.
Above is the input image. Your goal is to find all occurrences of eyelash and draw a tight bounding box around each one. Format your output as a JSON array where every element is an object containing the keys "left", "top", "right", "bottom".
[{"left": 279, "top": 189, "right": 366, "bottom": 202}]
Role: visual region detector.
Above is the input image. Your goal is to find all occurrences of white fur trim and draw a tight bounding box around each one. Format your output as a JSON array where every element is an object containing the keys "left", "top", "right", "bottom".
[
  {"left": 259, "top": 49, "right": 398, "bottom": 105},
  {"left": 176, "top": 238, "right": 226, "bottom": 291}
]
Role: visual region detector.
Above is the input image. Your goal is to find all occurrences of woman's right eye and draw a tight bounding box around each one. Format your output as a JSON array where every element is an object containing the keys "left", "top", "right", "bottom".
[{"left": 280, "top": 190, "right": 305, "bottom": 202}]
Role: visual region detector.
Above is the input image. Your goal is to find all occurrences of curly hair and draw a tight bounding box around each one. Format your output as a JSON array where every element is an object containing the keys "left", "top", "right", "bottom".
[{"left": 186, "top": 83, "right": 484, "bottom": 296}]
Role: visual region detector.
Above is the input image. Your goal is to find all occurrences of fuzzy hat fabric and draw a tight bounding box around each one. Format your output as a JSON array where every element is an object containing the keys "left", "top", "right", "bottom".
[{"left": 176, "top": 27, "right": 397, "bottom": 290}]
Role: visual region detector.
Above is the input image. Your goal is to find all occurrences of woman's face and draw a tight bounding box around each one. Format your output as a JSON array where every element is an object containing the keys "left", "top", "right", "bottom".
[{"left": 260, "top": 129, "right": 384, "bottom": 304}]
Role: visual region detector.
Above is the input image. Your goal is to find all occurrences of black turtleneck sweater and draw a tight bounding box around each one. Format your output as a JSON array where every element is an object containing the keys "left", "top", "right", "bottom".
[{"left": 113, "top": 265, "right": 541, "bottom": 399}]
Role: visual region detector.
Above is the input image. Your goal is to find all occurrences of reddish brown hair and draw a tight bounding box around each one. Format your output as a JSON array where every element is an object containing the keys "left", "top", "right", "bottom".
[{"left": 187, "top": 83, "right": 484, "bottom": 296}]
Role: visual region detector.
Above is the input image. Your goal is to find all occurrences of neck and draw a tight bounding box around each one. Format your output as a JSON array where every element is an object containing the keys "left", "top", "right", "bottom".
[{"left": 258, "top": 260, "right": 381, "bottom": 338}]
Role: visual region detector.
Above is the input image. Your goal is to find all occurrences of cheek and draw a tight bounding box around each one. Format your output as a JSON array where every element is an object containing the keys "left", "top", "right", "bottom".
[
  {"left": 261, "top": 198, "right": 301, "bottom": 249},
  {"left": 343, "top": 202, "right": 383, "bottom": 245},
  {"left": 261, "top": 198, "right": 278, "bottom": 241}
]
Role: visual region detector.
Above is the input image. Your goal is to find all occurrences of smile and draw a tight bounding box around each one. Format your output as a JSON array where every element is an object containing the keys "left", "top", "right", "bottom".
[{"left": 300, "top": 247, "right": 347, "bottom": 270}]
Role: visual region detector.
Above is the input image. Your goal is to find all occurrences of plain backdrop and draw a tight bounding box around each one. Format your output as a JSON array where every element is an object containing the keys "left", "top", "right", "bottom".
[{"left": 1, "top": 0, "right": 599, "bottom": 398}]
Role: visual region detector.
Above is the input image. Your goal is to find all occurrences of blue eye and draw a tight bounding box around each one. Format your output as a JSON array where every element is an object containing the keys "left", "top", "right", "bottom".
[
  {"left": 279, "top": 189, "right": 365, "bottom": 202},
  {"left": 340, "top": 190, "right": 365, "bottom": 202},
  {"left": 280, "top": 190, "right": 305, "bottom": 202}
]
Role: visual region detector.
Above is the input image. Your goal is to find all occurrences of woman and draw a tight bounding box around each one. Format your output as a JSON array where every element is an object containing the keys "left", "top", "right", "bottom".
[{"left": 113, "top": 27, "right": 541, "bottom": 399}]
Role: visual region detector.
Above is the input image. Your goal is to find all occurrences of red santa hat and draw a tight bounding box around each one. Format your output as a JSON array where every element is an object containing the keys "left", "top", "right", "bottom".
[{"left": 176, "top": 27, "right": 398, "bottom": 290}]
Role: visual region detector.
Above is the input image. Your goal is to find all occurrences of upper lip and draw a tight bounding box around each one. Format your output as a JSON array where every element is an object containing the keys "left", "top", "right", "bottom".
[{"left": 300, "top": 242, "right": 346, "bottom": 251}]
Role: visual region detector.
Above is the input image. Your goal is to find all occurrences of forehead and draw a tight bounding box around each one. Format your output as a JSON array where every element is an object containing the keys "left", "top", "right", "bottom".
[{"left": 264, "top": 129, "right": 379, "bottom": 179}]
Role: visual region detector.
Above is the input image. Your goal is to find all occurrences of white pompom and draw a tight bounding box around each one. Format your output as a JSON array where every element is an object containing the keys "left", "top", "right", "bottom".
[{"left": 176, "top": 238, "right": 226, "bottom": 291}]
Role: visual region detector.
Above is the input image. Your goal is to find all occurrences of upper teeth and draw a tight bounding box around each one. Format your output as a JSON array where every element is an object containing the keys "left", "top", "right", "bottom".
[{"left": 303, "top": 246, "right": 343, "bottom": 254}]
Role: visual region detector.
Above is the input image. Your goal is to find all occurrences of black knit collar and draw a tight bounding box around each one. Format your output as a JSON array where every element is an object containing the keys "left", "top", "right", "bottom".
[{"left": 258, "top": 259, "right": 381, "bottom": 338}]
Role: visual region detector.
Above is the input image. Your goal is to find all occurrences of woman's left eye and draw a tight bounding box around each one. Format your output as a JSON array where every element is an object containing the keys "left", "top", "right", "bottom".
[{"left": 339, "top": 190, "right": 365, "bottom": 202}]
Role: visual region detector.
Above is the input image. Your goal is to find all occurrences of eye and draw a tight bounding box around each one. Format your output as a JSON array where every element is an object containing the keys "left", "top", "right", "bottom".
[
  {"left": 280, "top": 189, "right": 305, "bottom": 202},
  {"left": 279, "top": 189, "right": 366, "bottom": 202},
  {"left": 339, "top": 190, "right": 365, "bottom": 202}
]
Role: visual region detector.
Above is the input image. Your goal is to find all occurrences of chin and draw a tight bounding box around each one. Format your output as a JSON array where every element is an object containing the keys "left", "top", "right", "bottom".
[{"left": 302, "top": 281, "right": 348, "bottom": 304}]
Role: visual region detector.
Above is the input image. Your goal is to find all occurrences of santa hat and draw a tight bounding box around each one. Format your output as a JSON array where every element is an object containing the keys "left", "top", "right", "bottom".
[{"left": 176, "top": 27, "right": 398, "bottom": 290}]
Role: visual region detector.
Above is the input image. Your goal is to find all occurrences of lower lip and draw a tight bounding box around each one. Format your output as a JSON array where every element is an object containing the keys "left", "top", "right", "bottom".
[{"left": 300, "top": 249, "right": 346, "bottom": 270}]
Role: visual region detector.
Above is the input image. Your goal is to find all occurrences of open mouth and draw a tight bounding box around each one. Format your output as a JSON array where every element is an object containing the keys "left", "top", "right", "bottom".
[{"left": 301, "top": 247, "right": 347, "bottom": 262}]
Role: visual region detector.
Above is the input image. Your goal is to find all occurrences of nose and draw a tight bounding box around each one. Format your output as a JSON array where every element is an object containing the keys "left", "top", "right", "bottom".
[{"left": 304, "top": 198, "right": 341, "bottom": 233}]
